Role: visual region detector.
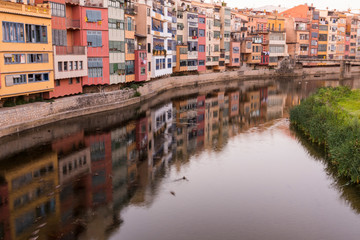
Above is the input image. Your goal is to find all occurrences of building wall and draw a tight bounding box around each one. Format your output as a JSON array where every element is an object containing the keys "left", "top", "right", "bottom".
[
  {"left": 81, "top": 6, "right": 110, "bottom": 85},
  {"left": 0, "top": 2, "right": 54, "bottom": 100},
  {"left": 108, "top": 0, "right": 126, "bottom": 84}
]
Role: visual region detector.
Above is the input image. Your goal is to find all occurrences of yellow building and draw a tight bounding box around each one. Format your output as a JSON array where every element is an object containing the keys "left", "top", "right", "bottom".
[
  {"left": 267, "top": 14, "right": 288, "bottom": 66},
  {"left": 0, "top": 150, "right": 60, "bottom": 240},
  {"left": 0, "top": 1, "right": 54, "bottom": 104}
]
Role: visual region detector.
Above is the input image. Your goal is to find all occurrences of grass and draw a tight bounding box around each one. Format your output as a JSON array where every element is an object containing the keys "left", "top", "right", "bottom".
[
  {"left": 338, "top": 90, "right": 360, "bottom": 118},
  {"left": 290, "top": 86, "right": 360, "bottom": 183}
]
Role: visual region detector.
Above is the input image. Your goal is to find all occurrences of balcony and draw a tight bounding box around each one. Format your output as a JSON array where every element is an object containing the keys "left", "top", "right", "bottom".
[
  {"left": 125, "top": 5, "right": 137, "bottom": 15},
  {"left": 66, "top": 19, "right": 80, "bottom": 29},
  {"left": 65, "top": 0, "right": 81, "bottom": 5},
  {"left": 54, "top": 46, "right": 88, "bottom": 80},
  {"left": 241, "top": 27, "right": 248, "bottom": 31},
  {"left": 56, "top": 46, "right": 86, "bottom": 55}
]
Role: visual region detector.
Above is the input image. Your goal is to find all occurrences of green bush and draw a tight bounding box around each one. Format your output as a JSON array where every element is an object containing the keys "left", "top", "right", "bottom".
[{"left": 290, "top": 86, "right": 360, "bottom": 183}]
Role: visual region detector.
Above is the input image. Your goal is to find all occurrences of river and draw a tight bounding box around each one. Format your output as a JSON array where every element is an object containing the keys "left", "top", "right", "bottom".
[{"left": 1, "top": 78, "right": 360, "bottom": 240}]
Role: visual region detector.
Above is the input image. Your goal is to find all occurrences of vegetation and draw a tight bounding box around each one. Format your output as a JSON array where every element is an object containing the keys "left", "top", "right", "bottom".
[{"left": 290, "top": 86, "right": 360, "bottom": 183}]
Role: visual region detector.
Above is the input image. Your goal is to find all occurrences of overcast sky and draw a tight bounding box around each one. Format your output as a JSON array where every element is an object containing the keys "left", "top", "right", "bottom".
[{"left": 212, "top": 0, "right": 360, "bottom": 12}]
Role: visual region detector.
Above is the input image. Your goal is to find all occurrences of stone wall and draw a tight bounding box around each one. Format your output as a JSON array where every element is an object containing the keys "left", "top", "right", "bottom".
[{"left": 1, "top": 65, "right": 359, "bottom": 138}]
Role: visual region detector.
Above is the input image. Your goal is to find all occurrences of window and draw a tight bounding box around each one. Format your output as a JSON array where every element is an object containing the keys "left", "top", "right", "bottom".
[
  {"left": 311, "top": 32, "right": 318, "bottom": 38},
  {"left": 127, "top": 17, "right": 133, "bottom": 31},
  {"left": 110, "top": 62, "right": 125, "bottom": 75},
  {"left": 2, "top": 22, "right": 25, "bottom": 42},
  {"left": 214, "top": 44, "right": 219, "bottom": 52},
  {"left": 87, "top": 31, "right": 102, "bottom": 47},
  {"left": 69, "top": 78, "right": 73, "bottom": 84},
  {"left": 79, "top": 61, "right": 83, "bottom": 70},
  {"left": 199, "top": 29, "right": 205, "bottom": 37},
  {"left": 86, "top": 10, "right": 102, "bottom": 22},
  {"left": 311, "top": 40, "right": 318, "bottom": 46},
  {"left": 199, "top": 17, "right": 205, "bottom": 24},
  {"left": 52, "top": 29, "right": 66, "bottom": 46},
  {"left": 55, "top": 80, "right": 60, "bottom": 86},
  {"left": 69, "top": 61, "right": 73, "bottom": 71},
  {"left": 25, "top": 24, "right": 47, "bottom": 43},
  {"left": 50, "top": 2, "right": 65, "bottom": 17},
  {"left": 4, "top": 54, "right": 25, "bottom": 64},
  {"left": 76, "top": 77, "right": 80, "bottom": 83},
  {"left": 5, "top": 74, "right": 26, "bottom": 86},
  {"left": 88, "top": 58, "right": 103, "bottom": 77},
  {"left": 74, "top": 61, "right": 78, "bottom": 70},
  {"left": 108, "top": 0, "right": 123, "bottom": 8},
  {"left": 299, "top": 34, "right": 309, "bottom": 40},
  {"left": 58, "top": 61, "right": 62, "bottom": 71},
  {"left": 108, "top": 19, "right": 124, "bottom": 29},
  {"left": 109, "top": 41, "right": 125, "bottom": 52},
  {"left": 199, "top": 45, "right": 205, "bottom": 52},
  {"left": 168, "top": 58, "right": 171, "bottom": 68},
  {"left": 318, "top": 44, "right": 327, "bottom": 51},
  {"left": 28, "top": 73, "right": 49, "bottom": 82},
  {"left": 27, "top": 54, "right": 49, "bottom": 63},
  {"left": 64, "top": 62, "right": 68, "bottom": 71},
  {"left": 125, "top": 60, "right": 135, "bottom": 74},
  {"left": 188, "top": 41, "right": 198, "bottom": 51},
  {"left": 319, "top": 34, "right": 327, "bottom": 41},
  {"left": 141, "top": 67, "right": 146, "bottom": 75},
  {"left": 126, "top": 39, "right": 135, "bottom": 53},
  {"left": 199, "top": 60, "right": 205, "bottom": 66}
]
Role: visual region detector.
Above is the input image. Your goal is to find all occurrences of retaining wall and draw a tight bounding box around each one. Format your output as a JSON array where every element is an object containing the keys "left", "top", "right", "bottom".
[{"left": 1, "top": 65, "right": 359, "bottom": 138}]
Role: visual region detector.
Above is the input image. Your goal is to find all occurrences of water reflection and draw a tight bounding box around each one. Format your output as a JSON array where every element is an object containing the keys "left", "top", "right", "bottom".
[{"left": 0, "top": 78, "right": 359, "bottom": 240}]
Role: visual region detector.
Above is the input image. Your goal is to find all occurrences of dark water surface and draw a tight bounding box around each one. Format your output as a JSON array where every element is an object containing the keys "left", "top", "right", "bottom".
[{"left": 2, "top": 78, "right": 360, "bottom": 240}]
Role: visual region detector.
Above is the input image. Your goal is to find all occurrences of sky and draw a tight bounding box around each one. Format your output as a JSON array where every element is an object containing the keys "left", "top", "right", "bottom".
[{"left": 208, "top": 0, "right": 360, "bottom": 12}]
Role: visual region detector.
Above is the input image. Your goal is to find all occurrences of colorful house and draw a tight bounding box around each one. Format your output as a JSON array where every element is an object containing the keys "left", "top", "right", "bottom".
[{"left": 0, "top": 1, "right": 54, "bottom": 104}]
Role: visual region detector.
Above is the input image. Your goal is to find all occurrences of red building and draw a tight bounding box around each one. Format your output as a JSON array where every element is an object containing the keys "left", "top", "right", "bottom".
[
  {"left": 85, "top": 133, "right": 113, "bottom": 207},
  {"left": 80, "top": 5, "right": 110, "bottom": 86},
  {"left": 135, "top": 50, "right": 147, "bottom": 82},
  {"left": 198, "top": 14, "right": 206, "bottom": 72},
  {"left": 38, "top": 0, "right": 87, "bottom": 99}
]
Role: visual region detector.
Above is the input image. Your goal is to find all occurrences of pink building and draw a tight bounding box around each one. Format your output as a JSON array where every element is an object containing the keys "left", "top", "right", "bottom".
[
  {"left": 80, "top": 6, "right": 110, "bottom": 86},
  {"left": 228, "top": 91, "right": 240, "bottom": 117},
  {"left": 135, "top": 50, "right": 147, "bottom": 82},
  {"left": 198, "top": 14, "right": 206, "bottom": 72},
  {"left": 228, "top": 42, "right": 241, "bottom": 67}
]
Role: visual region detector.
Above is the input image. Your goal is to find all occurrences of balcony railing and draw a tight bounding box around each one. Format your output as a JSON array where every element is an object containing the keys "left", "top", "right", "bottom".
[
  {"left": 65, "top": 0, "right": 80, "bottom": 4},
  {"left": 66, "top": 19, "right": 80, "bottom": 29},
  {"left": 125, "top": 5, "right": 137, "bottom": 15},
  {"left": 56, "top": 46, "right": 86, "bottom": 55},
  {"left": 136, "top": 45, "right": 146, "bottom": 50}
]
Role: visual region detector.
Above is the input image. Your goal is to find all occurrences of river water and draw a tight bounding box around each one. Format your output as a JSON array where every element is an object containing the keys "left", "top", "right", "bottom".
[{"left": 1, "top": 78, "right": 360, "bottom": 240}]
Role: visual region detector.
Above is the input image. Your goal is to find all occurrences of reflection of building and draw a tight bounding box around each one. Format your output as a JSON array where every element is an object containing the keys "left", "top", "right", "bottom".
[
  {"left": 151, "top": 103, "right": 173, "bottom": 172},
  {"left": 205, "top": 93, "right": 220, "bottom": 148},
  {"left": 266, "top": 86, "right": 287, "bottom": 120},
  {"left": 0, "top": 151, "right": 60, "bottom": 240},
  {"left": 52, "top": 132, "right": 91, "bottom": 185},
  {"left": 85, "top": 133, "right": 113, "bottom": 208},
  {"left": 0, "top": 177, "right": 10, "bottom": 240}
]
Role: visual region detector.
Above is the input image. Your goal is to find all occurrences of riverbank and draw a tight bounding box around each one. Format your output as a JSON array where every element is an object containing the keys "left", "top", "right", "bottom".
[
  {"left": 1, "top": 63, "right": 360, "bottom": 138},
  {"left": 290, "top": 86, "right": 360, "bottom": 183}
]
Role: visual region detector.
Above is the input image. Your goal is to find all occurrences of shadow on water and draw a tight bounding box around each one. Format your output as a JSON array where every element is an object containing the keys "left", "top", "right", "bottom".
[
  {"left": 290, "top": 124, "right": 360, "bottom": 215},
  {"left": 1, "top": 77, "right": 360, "bottom": 240}
]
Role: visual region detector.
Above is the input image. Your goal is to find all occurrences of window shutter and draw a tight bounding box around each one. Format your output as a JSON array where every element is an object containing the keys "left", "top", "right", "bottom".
[
  {"left": 98, "top": 31, "right": 102, "bottom": 47},
  {"left": 43, "top": 53, "right": 49, "bottom": 63},
  {"left": 5, "top": 75, "right": 13, "bottom": 86}
]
